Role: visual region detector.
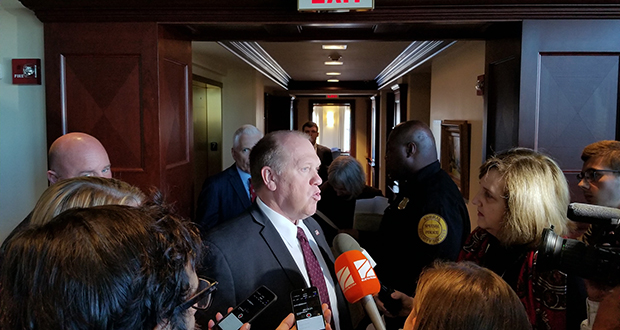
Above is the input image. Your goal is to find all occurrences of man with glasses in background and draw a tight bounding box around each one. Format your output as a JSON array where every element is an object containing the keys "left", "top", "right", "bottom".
[{"left": 577, "top": 140, "right": 620, "bottom": 330}]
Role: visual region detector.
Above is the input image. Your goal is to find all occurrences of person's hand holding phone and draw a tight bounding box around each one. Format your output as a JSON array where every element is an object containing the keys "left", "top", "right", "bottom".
[
  {"left": 207, "top": 308, "right": 251, "bottom": 330},
  {"left": 277, "top": 303, "right": 332, "bottom": 330},
  {"left": 374, "top": 289, "right": 413, "bottom": 318}
]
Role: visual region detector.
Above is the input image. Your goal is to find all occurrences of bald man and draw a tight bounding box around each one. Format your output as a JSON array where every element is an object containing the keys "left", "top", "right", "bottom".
[
  {"left": 368, "top": 120, "right": 470, "bottom": 330},
  {"left": 1, "top": 132, "right": 112, "bottom": 259},
  {"left": 47, "top": 132, "right": 112, "bottom": 184}
]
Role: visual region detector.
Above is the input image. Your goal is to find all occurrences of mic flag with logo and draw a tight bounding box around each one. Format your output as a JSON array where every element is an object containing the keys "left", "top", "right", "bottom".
[{"left": 334, "top": 250, "right": 381, "bottom": 303}]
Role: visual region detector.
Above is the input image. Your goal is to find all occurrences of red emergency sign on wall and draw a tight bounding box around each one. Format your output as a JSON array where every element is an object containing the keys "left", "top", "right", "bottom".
[
  {"left": 12, "top": 59, "right": 41, "bottom": 85},
  {"left": 298, "top": 0, "right": 374, "bottom": 11}
]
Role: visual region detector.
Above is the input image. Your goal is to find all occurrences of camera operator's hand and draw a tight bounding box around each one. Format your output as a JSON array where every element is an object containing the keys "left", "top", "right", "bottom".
[
  {"left": 374, "top": 290, "right": 414, "bottom": 318},
  {"left": 592, "top": 285, "right": 620, "bottom": 330}
]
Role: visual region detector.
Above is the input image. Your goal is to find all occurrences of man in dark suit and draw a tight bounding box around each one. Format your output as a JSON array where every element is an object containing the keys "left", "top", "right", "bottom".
[
  {"left": 195, "top": 124, "right": 263, "bottom": 232},
  {"left": 197, "top": 131, "right": 352, "bottom": 330},
  {"left": 302, "top": 121, "right": 333, "bottom": 183}
]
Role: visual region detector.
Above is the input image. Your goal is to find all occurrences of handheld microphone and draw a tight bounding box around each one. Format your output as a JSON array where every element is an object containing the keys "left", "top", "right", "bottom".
[
  {"left": 333, "top": 233, "right": 377, "bottom": 267},
  {"left": 568, "top": 203, "right": 620, "bottom": 225},
  {"left": 335, "top": 250, "right": 386, "bottom": 330}
]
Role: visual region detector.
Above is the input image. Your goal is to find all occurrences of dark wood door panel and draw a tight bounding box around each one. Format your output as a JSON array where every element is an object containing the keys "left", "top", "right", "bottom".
[
  {"left": 45, "top": 23, "right": 194, "bottom": 217},
  {"left": 63, "top": 54, "right": 144, "bottom": 171},
  {"left": 520, "top": 20, "right": 620, "bottom": 202},
  {"left": 537, "top": 54, "right": 618, "bottom": 168}
]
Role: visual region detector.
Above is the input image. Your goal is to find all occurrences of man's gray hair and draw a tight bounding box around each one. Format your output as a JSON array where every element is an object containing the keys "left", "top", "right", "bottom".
[{"left": 232, "top": 124, "right": 263, "bottom": 149}]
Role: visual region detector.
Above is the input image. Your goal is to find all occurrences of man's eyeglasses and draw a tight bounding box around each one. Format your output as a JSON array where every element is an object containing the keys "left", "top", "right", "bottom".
[
  {"left": 176, "top": 277, "right": 218, "bottom": 312},
  {"left": 577, "top": 169, "right": 620, "bottom": 183}
]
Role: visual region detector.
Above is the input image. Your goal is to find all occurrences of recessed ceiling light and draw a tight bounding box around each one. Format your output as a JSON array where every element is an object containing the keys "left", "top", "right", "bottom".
[
  {"left": 322, "top": 45, "right": 347, "bottom": 50},
  {"left": 327, "top": 79, "right": 339, "bottom": 82},
  {"left": 324, "top": 61, "right": 343, "bottom": 66},
  {"left": 326, "top": 72, "right": 341, "bottom": 76}
]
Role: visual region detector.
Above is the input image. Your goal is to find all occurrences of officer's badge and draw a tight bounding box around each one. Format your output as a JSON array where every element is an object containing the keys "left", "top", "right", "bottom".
[
  {"left": 397, "top": 197, "right": 409, "bottom": 210},
  {"left": 417, "top": 214, "right": 448, "bottom": 245}
]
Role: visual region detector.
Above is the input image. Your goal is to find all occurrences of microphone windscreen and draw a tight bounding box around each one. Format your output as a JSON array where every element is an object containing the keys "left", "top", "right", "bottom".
[
  {"left": 335, "top": 250, "right": 381, "bottom": 303},
  {"left": 568, "top": 203, "right": 620, "bottom": 225},
  {"left": 332, "top": 233, "right": 362, "bottom": 257}
]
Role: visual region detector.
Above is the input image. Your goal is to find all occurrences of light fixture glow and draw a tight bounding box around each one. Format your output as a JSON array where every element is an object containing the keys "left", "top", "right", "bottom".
[
  {"left": 326, "top": 72, "right": 341, "bottom": 76},
  {"left": 324, "top": 61, "right": 343, "bottom": 66},
  {"left": 327, "top": 79, "right": 339, "bottom": 82},
  {"left": 327, "top": 111, "right": 335, "bottom": 127},
  {"left": 322, "top": 45, "right": 347, "bottom": 50}
]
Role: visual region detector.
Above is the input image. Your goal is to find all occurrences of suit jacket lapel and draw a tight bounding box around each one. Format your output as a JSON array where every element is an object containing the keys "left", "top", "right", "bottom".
[
  {"left": 249, "top": 205, "right": 307, "bottom": 289},
  {"left": 228, "top": 164, "right": 252, "bottom": 208}
]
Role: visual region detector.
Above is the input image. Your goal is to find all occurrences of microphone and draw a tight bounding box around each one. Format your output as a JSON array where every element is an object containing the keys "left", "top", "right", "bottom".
[
  {"left": 568, "top": 203, "right": 620, "bottom": 225},
  {"left": 332, "top": 233, "right": 402, "bottom": 316},
  {"left": 335, "top": 250, "right": 386, "bottom": 330},
  {"left": 333, "top": 233, "right": 377, "bottom": 267}
]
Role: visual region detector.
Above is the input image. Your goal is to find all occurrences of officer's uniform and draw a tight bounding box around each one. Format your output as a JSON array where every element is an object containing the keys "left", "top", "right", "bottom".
[{"left": 370, "top": 160, "right": 470, "bottom": 296}]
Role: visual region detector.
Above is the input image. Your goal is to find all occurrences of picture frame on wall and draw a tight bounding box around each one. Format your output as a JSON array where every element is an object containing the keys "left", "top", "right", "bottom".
[{"left": 440, "top": 120, "right": 471, "bottom": 200}]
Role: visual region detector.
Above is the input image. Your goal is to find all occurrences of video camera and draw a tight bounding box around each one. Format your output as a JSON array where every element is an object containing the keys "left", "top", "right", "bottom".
[{"left": 537, "top": 203, "right": 620, "bottom": 286}]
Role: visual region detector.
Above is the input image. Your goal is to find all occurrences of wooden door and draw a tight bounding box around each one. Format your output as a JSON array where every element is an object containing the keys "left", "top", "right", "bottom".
[
  {"left": 519, "top": 20, "right": 620, "bottom": 202},
  {"left": 44, "top": 22, "right": 194, "bottom": 217},
  {"left": 484, "top": 36, "right": 521, "bottom": 159}
]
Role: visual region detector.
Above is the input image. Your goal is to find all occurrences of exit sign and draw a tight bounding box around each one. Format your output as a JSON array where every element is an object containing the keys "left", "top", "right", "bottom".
[
  {"left": 326, "top": 94, "right": 339, "bottom": 98},
  {"left": 298, "top": 0, "right": 374, "bottom": 11}
]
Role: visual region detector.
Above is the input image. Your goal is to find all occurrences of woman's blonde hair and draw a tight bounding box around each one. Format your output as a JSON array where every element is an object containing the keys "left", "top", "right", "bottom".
[
  {"left": 480, "top": 148, "right": 569, "bottom": 246},
  {"left": 411, "top": 261, "right": 530, "bottom": 330},
  {"left": 30, "top": 177, "right": 146, "bottom": 226}
]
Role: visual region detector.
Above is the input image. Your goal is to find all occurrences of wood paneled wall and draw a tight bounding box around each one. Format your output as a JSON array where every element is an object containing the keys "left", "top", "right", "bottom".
[{"left": 44, "top": 22, "right": 194, "bottom": 217}]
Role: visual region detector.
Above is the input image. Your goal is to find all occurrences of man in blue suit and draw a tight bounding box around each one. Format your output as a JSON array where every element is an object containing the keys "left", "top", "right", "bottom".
[
  {"left": 195, "top": 124, "right": 263, "bottom": 232},
  {"left": 197, "top": 130, "right": 352, "bottom": 330}
]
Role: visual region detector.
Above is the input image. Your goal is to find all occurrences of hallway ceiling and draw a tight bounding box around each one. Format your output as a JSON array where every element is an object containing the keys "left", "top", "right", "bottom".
[{"left": 190, "top": 21, "right": 519, "bottom": 93}]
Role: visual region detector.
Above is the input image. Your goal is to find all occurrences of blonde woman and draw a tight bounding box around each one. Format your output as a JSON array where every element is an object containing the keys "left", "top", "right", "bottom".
[
  {"left": 404, "top": 261, "right": 530, "bottom": 330},
  {"left": 459, "top": 148, "right": 571, "bottom": 329},
  {"left": 2, "top": 177, "right": 146, "bottom": 254}
]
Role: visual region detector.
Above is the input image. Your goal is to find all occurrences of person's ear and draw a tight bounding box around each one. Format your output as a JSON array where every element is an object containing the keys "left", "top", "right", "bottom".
[
  {"left": 47, "top": 170, "right": 59, "bottom": 184},
  {"left": 405, "top": 142, "right": 417, "bottom": 158},
  {"left": 262, "top": 166, "right": 278, "bottom": 191}
]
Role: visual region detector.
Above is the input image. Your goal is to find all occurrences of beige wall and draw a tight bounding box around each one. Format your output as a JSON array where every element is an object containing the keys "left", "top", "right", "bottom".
[
  {"left": 429, "top": 41, "right": 486, "bottom": 230},
  {"left": 0, "top": 0, "right": 47, "bottom": 243},
  {"left": 193, "top": 53, "right": 266, "bottom": 169}
]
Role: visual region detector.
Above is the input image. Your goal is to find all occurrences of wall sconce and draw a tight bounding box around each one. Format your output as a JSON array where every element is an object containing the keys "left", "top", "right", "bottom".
[{"left": 327, "top": 111, "right": 335, "bottom": 127}]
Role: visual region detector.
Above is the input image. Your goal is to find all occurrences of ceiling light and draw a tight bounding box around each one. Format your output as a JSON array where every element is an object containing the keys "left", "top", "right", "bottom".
[
  {"left": 324, "top": 61, "right": 343, "bottom": 66},
  {"left": 327, "top": 79, "right": 339, "bottom": 82},
  {"left": 326, "top": 72, "right": 341, "bottom": 76},
  {"left": 322, "top": 45, "right": 347, "bottom": 50}
]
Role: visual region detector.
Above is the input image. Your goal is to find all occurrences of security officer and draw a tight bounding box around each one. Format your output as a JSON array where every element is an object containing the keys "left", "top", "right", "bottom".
[{"left": 368, "top": 120, "right": 470, "bottom": 329}]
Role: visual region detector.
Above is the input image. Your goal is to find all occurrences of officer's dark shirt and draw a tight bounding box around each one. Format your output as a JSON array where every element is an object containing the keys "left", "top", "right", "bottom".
[{"left": 368, "top": 161, "right": 470, "bottom": 296}]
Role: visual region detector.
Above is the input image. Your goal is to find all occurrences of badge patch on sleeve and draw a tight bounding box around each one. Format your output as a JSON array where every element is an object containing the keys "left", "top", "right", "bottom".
[{"left": 417, "top": 214, "right": 448, "bottom": 245}]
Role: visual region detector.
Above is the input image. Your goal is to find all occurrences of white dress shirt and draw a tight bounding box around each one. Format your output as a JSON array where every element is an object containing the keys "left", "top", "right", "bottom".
[{"left": 256, "top": 197, "right": 341, "bottom": 330}]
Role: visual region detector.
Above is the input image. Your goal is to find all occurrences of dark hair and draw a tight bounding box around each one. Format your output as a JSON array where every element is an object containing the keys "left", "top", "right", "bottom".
[
  {"left": 301, "top": 121, "right": 318, "bottom": 131},
  {"left": 0, "top": 204, "right": 202, "bottom": 330}
]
